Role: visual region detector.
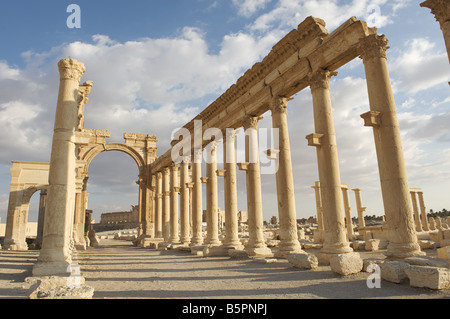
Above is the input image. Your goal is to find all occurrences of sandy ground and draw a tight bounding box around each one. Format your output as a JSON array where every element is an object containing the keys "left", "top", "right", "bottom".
[{"left": 1, "top": 238, "right": 449, "bottom": 300}]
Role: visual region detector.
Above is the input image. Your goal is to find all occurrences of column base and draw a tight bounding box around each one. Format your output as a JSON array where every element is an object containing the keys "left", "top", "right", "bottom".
[
  {"left": 26, "top": 274, "right": 94, "bottom": 299},
  {"left": 223, "top": 240, "right": 244, "bottom": 251},
  {"left": 385, "top": 242, "right": 425, "bottom": 259},
  {"left": 190, "top": 238, "right": 204, "bottom": 247},
  {"left": 246, "top": 246, "right": 274, "bottom": 258},
  {"left": 317, "top": 242, "right": 354, "bottom": 265},
  {"left": 32, "top": 261, "right": 72, "bottom": 277},
  {"left": 74, "top": 243, "right": 87, "bottom": 251},
  {"left": 3, "top": 239, "right": 28, "bottom": 251},
  {"left": 275, "top": 240, "right": 303, "bottom": 258}
]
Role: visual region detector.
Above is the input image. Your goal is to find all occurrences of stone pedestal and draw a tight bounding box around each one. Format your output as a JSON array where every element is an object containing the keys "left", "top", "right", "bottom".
[{"left": 358, "top": 35, "right": 423, "bottom": 258}]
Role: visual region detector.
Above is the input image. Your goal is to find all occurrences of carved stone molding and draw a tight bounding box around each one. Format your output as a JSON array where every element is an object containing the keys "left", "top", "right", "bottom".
[
  {"left": 269, "top": 97, "right": 293, "bottom": 115},
  {"left": 421, "top": 0, "right": 450, "bottom": 25},
  {"left": 358, "top": 34, "right": 390, "bottom": 61},
  {"left": 58, "top": 58, "right": 85, "bottom": 82},
  {"left": 242, "top": 115, "right": 263, "bottom": 130},
  {"left": 309, "top": 69, "right": 338, "bottom": 90}
]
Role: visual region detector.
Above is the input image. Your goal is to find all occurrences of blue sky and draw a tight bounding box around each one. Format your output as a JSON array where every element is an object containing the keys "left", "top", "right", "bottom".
[{"left": 0, "top": 0, "right": 449, "bottom": 224}]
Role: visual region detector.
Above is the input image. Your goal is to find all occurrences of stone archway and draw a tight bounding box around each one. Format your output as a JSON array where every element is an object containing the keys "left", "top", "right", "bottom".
[
  {"left": 72, "top": 129, "right": 158, "bottom": 250},
  {"left": 3, "top": 162, "right": 49, "bottom": 250}
]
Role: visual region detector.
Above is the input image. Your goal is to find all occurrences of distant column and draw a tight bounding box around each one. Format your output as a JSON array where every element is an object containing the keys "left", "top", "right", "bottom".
[
  {"left": 162, "top": 167, "right": 171, "bottom": 241},
  {"left": 155, "top": 172, "right": 163, "bottom": 238},
  {"left": 341, "top": 184, "right": 354, "bottom": 238},
  {"left": 190, "top": 149, "right": 204, "bottom": 246},
  {"left": 352, "top": 189, "right": 366, "bottom": 228},
  {"left": 410, "top": 189, "right": 423, "bottom": 232},
  {"left": 417, "top": 191, "right": 430, "bottom": 231},
  {"left": 311, "top": 182, "right": 324, "bottom": 231},
  {"left": 35, "top": 189, "right": 48, "bottom": 249},
  {"left": 359, "top": 34, "right": 423, "bottom": 258},
  {"left": 180, "top": 158, "right": 191, "bottom": 244}
]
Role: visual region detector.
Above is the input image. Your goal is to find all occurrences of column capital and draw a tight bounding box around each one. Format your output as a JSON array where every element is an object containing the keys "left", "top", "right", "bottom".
[
  {"left": 170, "top": 162, "right": 179, "bottom": 170},
  {"left": 162, "top": 167, "right": 170, "bottom": 175},
  {"left": 156, "top": 171, "right": 163, "bottom": 178},
  {"left": 181, "top": 156, "right": 191, "bottom": 164},
  {"left": 421, "top": 0, "right": 450, "bottom": 25},
  {"left": 358, "top": 34, "right": 390, "bottom": 61},
  {"left": 242, "top": 115, "right": 263, "bottom": 130},
  {"left": 309, "top": 69, "right": 338, "bottom": 90},
  {"left": 58, "top": 58, "right": 86, "bottom": 82},
  {"left": 223, "top": 128, "right": 240, "bottom": 140},
  {"left": 268, "top": 96, "right": 293, "bottom": 115}
]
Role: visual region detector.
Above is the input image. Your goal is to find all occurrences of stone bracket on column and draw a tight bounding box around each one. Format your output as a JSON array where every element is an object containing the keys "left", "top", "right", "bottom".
[
  {"left": 173, "top": 187, "right": 180, "bottom": 193},
  {"left": 237, "top": 162, "right": 249, "bottom": 171},
  {"left": 305, "top": 133, "right": 324, "bottom": 147},
  {"left": 216, "top": 169, "right": 226, "bottom": 177},
  {"left": 265, "top": 149, "right": 280, "bottom": 160},
  {"left": 200, "top": 177, "right": 208, "bottom": 183},
  {"left": 186, "top": 182, "right": 194, "bottom": 189},
  {"left": 360, "top": 111, "right": 381, "bottom": 127}
]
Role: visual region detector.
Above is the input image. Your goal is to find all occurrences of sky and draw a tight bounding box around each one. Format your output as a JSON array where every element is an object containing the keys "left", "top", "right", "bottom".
[{"left": 0, "top": 0, "right": 449, "bottom": 225}]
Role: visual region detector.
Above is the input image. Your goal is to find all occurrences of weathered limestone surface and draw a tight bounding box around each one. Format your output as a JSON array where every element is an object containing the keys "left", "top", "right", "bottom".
[
  {"left": 288, "top": 253, "right": 319, "bottom": 270},
  {"left": 380, "top": 261, "right": 410, "bottom": 283},
  {"left": 405, "top": 266, "right": 450, "bottom": 290},
  {"left": 329, "top": 252, "right": 363, "bottom": 276}
]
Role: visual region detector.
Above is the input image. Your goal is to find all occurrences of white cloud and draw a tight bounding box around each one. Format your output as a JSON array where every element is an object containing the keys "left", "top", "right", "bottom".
[
  {"left": 389, "top": 38, "right": 449, "bottom": 94},
  {"left": 232, "top": 0, "right": 272, "bottom": 17}
]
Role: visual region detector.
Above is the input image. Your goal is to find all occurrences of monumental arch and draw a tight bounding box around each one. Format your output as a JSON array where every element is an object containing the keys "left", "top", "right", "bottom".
[{"left": 24, "top": 15, "right": 429, "bottom": 280}]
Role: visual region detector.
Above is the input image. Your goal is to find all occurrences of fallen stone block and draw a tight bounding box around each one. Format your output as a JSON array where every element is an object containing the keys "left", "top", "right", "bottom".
[
  {"left": 288, "top": 253, "right": 318, "bottom": 270},
  {"left": 380, "top": 261, "right": 410, "bottom": 283},
  {"left": 27, "top": 276, "right": 94, "bottom": 299},
  {"left": 362, "top": 258, "right": 385, "bottom": 272},
  {"left": 228, "top": 249, "right": 249, "bottom": 259},
  {"left": 253, "top": 258, "right": 278, "bottom": 264},
  {"left": 352, "top": 240, "right": 366, "bottom": 251},
  {"left": 405, "top": 266, "right": 450, "bottom": 290},
  {"left": 330, "top": 252, "right": 363, "bottom": 276},
  {"left": 365, "top": 239, "right": 380, "bottom": 251},
  {"left": 405, "top": 256, "right": 450, "bottom": 269},
  {"left": 437, "top": 246, "right": 450, "bottom": 261},
  {"left": 418, "top": 240, "right": 436, "bottom": 250},
  {"left": 266, "top": 240, "right": 280, "bottom": 247}
]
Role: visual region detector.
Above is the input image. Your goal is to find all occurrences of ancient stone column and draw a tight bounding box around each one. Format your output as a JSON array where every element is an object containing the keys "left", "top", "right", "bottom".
[
  {"left": 35, "top": 189, "right": 48, "bottom": 249},
  {"left": 358, "top": 34, "right": 423, "bottom": 258},
  {"left": 162, "top": 167, "right": 171, "bottom": 241},
  {"left": 352, "top": 189, "right": 366, "bottom": 228},
  {"left": 222, "top": 129, "right": 243, "bottom": 250},
  {"left": 205, "top": 142, "right": 221, "bottom": 246},
  {"left": 410, "top": 189, "right": 423, "bottom": 232},
  {"left": 417, "top": 191, "right": 430, "bottom": 231},
  {"left": 190, "top": 149, "right": 204, "bottom": 246},
  {"left": 155, "top": 172, "right": 163, "bottom": 238},
  {"left": 312, "top": 182, "right": 324, "bottom": 231},
  {"left": 307, "top": 69, "right": 352, "bottom": 260},
  {"left": 169, "top": 163, "right": 180, "bottom": 243},
  {"left": 421, "top": 0, "right": 450, "bottom": 63},
  {"left": 180, "top": 158, "right": 191, "bottom": 244},
  {"left": 33, "top": 59, "right": 86, "bottom": 277},
  {"left": 341, "top": 184, "right": 354, "bottom": 239},
  {"left": 240, "top": 116, "right": 272, "bottom": 256},
  {"left": 269, "top": 97, "right": 303, "bottom": 255}
]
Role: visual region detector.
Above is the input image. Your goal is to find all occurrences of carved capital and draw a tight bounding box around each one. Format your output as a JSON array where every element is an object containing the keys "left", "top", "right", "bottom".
[
  {"left": 309, "top": 69, "right": 338, "bottom": 90},
  {"left": 421, "top": 0, "right": 450, "bottom": 25},
  {"left": 58, "top": 58, "right": 85, "bottom": 82},
  {"left": 358, "top": 34, "right": 390, "bottom": 61},
  {"left": 223, "top": 128, "right": 240, "bottom": 141},
  {"left": 156, "top": 171, "right": 162, "bottom": 179},
  {"left": 242, "top": 115, "right": 263, "bottom": 130},
  {"left": 269, "top": 96, "right": 293, "bottom": 115}
]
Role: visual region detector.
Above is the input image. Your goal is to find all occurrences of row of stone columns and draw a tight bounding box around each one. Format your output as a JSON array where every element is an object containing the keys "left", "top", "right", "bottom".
[{"left": 410, "top": 188, "right": 430, "bottom": 232}]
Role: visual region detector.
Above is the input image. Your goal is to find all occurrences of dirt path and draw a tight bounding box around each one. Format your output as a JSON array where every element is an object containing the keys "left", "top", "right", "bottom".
[
  {"left": 1, "top": 239, "right": 449, "bottom": 300},
  {"left": 76, "top": 239, "right": 450, "bottom": 299}
]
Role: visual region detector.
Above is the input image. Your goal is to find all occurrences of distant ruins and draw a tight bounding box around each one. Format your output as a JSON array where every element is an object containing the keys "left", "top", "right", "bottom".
[{"left": 3, "top": 1, "right": 450, "bottom": 297}]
